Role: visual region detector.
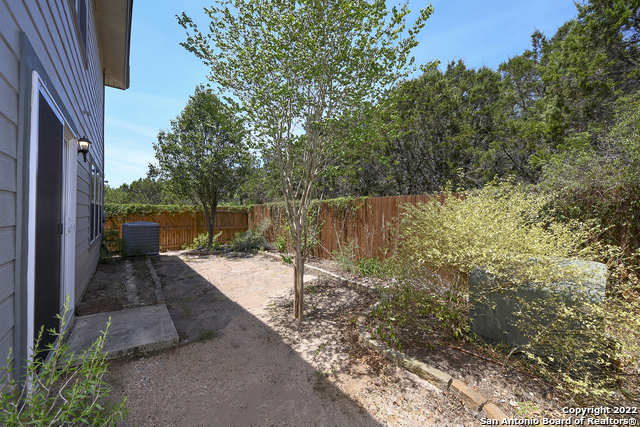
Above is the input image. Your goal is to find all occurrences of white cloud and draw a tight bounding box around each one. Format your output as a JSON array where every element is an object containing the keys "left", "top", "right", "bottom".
[
  {"left": 104, "top": 142, "right": 156, "bottom": 187},
  {"left": 106, "top": 117, "right": 159, "bottom": 139}
]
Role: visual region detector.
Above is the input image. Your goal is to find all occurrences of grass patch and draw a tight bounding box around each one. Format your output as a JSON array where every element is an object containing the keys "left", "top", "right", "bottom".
[{"left": 199, "top": 329, "right": 219, "bottom": 340}]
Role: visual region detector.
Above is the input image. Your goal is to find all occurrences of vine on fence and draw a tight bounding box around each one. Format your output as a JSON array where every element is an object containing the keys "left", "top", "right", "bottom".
[
  {"left": 105, "top": 203, "right": 248, "bottom": 228},
  {"left": 248, "top": 196, "right": 369, "bottom": 259}
]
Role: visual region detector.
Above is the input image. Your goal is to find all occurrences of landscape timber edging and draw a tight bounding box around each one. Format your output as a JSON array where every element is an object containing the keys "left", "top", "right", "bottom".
[
  {"left": 356, "top": 305, "right": 508, "bottom": 421},
  {"left": 146, "top": 256, "right": 166, "bottom": 304},
  {"left": 259, "top": 250, "right": 509, "bottom": 422}
]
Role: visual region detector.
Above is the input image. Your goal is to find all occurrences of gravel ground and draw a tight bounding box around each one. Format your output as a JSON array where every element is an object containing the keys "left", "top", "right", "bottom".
[
  {"left": 105, "top": 253, "right": 484, "bottom": 426},
  {"left": 99, "top": 251, "right": 640, "bottom": 426}
]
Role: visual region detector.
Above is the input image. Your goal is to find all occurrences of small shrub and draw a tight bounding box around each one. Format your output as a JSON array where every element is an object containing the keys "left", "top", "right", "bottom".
[
  {"left": 231, "top": 219, "right": 270, "bottom": 252},
  {"left": 371, "top": 271, "right": 469, "bottom": 351},
  {"left": 332, "top": 240, "right": 358, "bottom": 272},
  {"left": 0, "top": 299, "right": 127, "bottom": 426},
  {"left": 275, "top": 234, "right": 288, "bottom": 253},
  {"left": 356, "top": 257, "right": 388, "bottom": 277},
  {"left": 183, "top": 231, "right": 223, "bottom": 250},
  {"left": 232, "top": 230, "right": 266, "bottom": 252}
]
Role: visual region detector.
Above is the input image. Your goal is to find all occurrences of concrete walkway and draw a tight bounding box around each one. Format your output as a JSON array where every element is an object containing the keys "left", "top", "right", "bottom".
[{"left": 67, "top": 304, "right": 178, "bottom": 359}]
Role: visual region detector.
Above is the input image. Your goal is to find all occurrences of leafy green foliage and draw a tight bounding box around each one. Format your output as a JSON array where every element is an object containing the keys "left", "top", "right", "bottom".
[
  {"left": 332, "top": 240, "right": 358, "bottom": 273},
  {"left": 231, "top": 219, "right": 270, "bottom": 253},
  {"left": 104, "top": 203, "right": 248, "bottom": 228},
  {"left": 393, "top": 180, "right": 639, "bottom": 398},
  {"left": 534, "top": 94, "right": 640, "bottom": 397},
  {"left": 184, "top": 231, "right": 223, "bottom": 251},
  {"left": 105, "top": 176, "right": 183, "bottom": 205},
  {"left": 152, "top": 85, "right": 253, "bottom": 248},
  {"left": 274, "top": 234, "right": 288, "bottom": 254},
  {"left": 0, "top": 300, "right": 127, "bottom": 426},
  {"left": 377, "top": 61, "right": 505, "bottom": 193},
  {"left": 371, "top": 272, "right": 469, "bottom": 350},
  {"left": 397, "top": 180, "right": 595, "bottom": 286},
  {"left": 356, "top": 257, "right": 389, "bottom": 278},
  {"left": 105, "top": 203, "right": 195, "bottom": 227},
  {"left": 178, "top": 0, "right": 433, "bottom": 320},
  {"left": 540, "top": 93, "right": 640, "bottom": 271},
  {"left": 231, "top": 232, "right": 266, "bottom": 253},
  {"left": 322, "top": 0, "right": 640, "bottom": 195}
]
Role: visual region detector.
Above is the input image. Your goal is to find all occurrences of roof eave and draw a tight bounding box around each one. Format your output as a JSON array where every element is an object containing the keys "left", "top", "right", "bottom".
[{"left": 96, "top": 0, "right": 133, "bottom": 90}]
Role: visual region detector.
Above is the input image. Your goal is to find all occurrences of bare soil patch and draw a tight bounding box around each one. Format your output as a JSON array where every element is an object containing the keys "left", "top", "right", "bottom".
[
  {"left": 305, "top": 254, "right": 640, "bottom": 423},
  {"left": 98, "top": 252, "right": 637, "bottom": 425},
  {"left": 76, "top": 256, "right": 157, "bottom": 316}
]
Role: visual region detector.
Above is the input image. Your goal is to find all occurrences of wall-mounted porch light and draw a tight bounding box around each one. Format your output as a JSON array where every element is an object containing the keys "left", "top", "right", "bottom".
[{"left": 78, "top": 136, "right": 91, "bottom": 162}]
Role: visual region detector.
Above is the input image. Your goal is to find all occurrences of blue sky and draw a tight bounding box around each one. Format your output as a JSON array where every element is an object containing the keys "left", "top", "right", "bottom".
[{"left": 104, "top": 0, "right": 579, "bottom": 187}]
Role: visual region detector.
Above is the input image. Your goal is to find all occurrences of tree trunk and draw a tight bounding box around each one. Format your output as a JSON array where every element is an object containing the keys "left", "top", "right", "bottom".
[
  {"left": 205, "top": 194, "right": 218, "bottom": 247},
  {"left": 201, "top": 206, "right": 212, "bottom": 248},
  {"left": 293, "top": 223, "right": 304, "bottom": 320}
]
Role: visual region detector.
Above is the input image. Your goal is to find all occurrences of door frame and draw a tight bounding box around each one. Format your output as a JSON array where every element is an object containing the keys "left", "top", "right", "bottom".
[{"left": 26, "top": 71, "right": 77, "bottom": 360}]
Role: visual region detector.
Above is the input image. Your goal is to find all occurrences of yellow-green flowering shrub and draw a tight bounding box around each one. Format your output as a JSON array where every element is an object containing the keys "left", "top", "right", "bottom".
[
  {"left": 0, "top": 299, "right": 127, "bottom": 425},
  {"left": 397, "top": 181, "right": 595, "bottom": 287},
  {"left": 394, "top": 180, "right": 639, "bottom": 398}
]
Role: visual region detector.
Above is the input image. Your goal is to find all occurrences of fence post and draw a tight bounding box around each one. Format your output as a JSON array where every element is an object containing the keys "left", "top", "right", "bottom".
[{"left": 194, "top": 211, "right": 198, "bottom": 241}]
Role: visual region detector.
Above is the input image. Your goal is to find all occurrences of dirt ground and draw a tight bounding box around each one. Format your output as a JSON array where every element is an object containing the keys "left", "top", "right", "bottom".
[
  {"left": 76, "top": 257, "right": 157, "bottom": 316},
  {"left": 100, "top": 252, "right": 485, "bottom": 426},
  {"left": 91, "top": 251, "right": 638, "bottom": 426}
]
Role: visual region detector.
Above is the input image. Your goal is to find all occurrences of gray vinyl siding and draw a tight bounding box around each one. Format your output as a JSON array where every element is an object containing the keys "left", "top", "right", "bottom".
[
  {"left": 0, "top": 0, "right": 20, "bottom": 369},
  {"left": 1, "top": 0, "right": 106, "bottom": 369},
  {"left": 74, "top": 163, "right": 100, "bottom": 304}
]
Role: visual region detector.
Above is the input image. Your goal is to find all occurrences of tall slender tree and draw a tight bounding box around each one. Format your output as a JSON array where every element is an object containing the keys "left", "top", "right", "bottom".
[{"left": 179, "top": 0, "right": 433, "bottom": 320}]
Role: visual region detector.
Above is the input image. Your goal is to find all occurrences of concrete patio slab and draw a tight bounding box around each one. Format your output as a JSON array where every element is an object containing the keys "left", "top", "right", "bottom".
[{"left": 67, "top": 304, "right": 178, "bottom": 359}]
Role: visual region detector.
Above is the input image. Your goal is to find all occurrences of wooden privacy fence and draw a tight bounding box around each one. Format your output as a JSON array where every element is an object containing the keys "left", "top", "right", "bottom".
[
  {"left": 249, "top": 194, "right": 448, "bottom": 261},
  {"left": 105, "top": 209, "right": 248, "bottom": 251}
]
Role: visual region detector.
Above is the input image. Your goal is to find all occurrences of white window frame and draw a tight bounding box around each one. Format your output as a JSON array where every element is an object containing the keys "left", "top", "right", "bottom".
[
  {"left": 67, "top": 0, "right": 88, "bottom": 68},
  {"left": 89, "top": 161, "right": 103, "bottom": 244}
]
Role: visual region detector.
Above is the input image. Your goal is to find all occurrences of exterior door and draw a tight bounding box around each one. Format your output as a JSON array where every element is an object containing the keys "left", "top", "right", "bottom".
[{"left": 34, "top": 91, "right": 64, "bottom": 355}]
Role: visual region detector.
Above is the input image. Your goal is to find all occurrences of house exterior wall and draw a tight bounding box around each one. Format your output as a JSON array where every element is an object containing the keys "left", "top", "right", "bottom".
[{"left": 0, "top": 0, "right": 105, "bottom": 373}]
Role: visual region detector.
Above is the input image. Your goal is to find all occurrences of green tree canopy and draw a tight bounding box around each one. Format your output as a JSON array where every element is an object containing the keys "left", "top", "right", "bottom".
[
  {"left": 151, "top": 85, "right": 252, "bottom": 247},
  {"left": 104, "top": 176, "right": 183, "bottom": 205},
  {"left": 179, "top": 0, "right": 433, "bottom": 320}
]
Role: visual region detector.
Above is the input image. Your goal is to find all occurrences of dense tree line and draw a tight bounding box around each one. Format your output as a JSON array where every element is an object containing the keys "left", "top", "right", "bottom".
[
  {"left": 311, "top": 0, "right": 640, "bottom": 198},
  {"left": 113, "top": 0, "right": 640, "bottom": 207},
  {"left": 105, "top": 176, "right": 183, "bottom": 205}
]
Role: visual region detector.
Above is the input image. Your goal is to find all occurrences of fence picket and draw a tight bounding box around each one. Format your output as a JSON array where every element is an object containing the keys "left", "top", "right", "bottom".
[{"left": 104, "top": 209, "right": 248, "bottom": 251}]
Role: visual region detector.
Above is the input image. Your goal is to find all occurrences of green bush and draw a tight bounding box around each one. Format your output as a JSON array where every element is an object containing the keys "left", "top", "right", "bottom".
[
  {"left": 183, "top": 231, "right": 223, "bottom": 250},
  {"left": 397, "top": 180, "right": 595, "bottom": 286},
  {"left": 332, "top": 240, "right": 358, "bottom": 272},
  {"left": 231, "top": 218, "right": 270, "bottom": 252},
  {"left": 275, "top": 234, "right": 288, "bottom": 253},
  {"left": 0, "top": 299, "right": 127, "bottom": 426},
  {"left": 231, "top": 230, "right": 266, "bottom": 252},
  {"left": 356, "top": 257, "right": 389, "bottom": 278},
  {"left": 371, "top": 271, "right": 469, "bottom": 351},
  {"left": 393, "top": 179, "right": 639, "bottom": 398}
]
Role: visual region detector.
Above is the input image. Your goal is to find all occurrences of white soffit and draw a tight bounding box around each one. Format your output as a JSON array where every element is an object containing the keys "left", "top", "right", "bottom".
[{"left": 95, "top": 0, "right": 133, "bottom": 90}]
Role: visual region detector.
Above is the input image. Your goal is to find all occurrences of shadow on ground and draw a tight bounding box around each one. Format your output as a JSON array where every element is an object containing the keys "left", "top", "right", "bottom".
[
  {"left": 106, "top": 253, "right": 385, "bottom": 426},
  {"left": 154, "top": 254, "right": 242, "bottom": 344}
]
